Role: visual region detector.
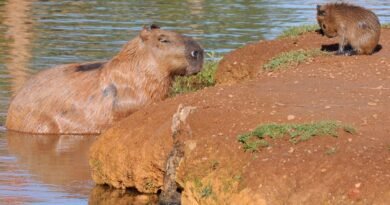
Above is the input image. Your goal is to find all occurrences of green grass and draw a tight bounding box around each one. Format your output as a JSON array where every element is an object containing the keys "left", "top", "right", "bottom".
[
  {"left": 382, "top": 23, "right": 390, "bottom": 29},
  {"left": 89, "top": 159, "right": 102, "bottom": 173},
  {"left": 144, "top": 179, "right": 155, "bottom": 191},
  {"left": 278, "top": 24, "right": 319, "bottom": 39},
  {"left": 200, "top": 184, "right": 213, "bottom": 198},
  {"left": 263, "top": 49, "right": 328, "bottom": 71},
  {"left": 210, "top": 160, "right": 219, "bottom": 170},
  {"left": 325, "top": 147, "right": 337, "bottom": 155},
  {"left": 194, "top": 178, "right": 213, "bottom": 198},
  {"left": 238, "top": 121, "right": 356, "bottom": 152},
  {"left": 169, "top": 52, "right": 219, "bottom": 96}
]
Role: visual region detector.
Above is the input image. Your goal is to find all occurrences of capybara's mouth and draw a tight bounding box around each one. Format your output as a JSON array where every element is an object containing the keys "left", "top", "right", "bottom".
[
  {"left": 315, "top": 29, "right": 324, "bottom": 36},
  {"left": 185, "top": 65, "right": 203, "bottom": 76},
  {"left": 325, "top": 33, "right": 337, "bottom": 38},
  {"left": 316, "top": 29, "right": 337, "bottom": 38}
]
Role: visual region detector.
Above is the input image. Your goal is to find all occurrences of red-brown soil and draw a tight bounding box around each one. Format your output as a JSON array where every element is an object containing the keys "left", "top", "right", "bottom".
[{"left": 89, "top": 29, "right": 390, "bottom": 204}]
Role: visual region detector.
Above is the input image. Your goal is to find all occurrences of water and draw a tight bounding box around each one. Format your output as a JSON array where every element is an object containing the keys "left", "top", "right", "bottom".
[
  {"left": 0, "top": 133, "right": 96, "bottom": 204},
  {"left": 0, "top": 0, "right": 389, "bottom": 204}
]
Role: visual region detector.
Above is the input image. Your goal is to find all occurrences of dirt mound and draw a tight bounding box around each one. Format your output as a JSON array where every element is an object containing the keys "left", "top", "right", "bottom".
[
  {"left": 215, "top": 30, "right": 385, "bottom": 84},
  {"left": 89, "top": 29, "right": 390, "bottom": 204}
]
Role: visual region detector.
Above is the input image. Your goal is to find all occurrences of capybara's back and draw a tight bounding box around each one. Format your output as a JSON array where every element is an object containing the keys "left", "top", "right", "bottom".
[
  {"left": 6, "top": 63, "right": 110, "bottom": 134},
  {"left": 6, "top": 25, "right": 204, "bottom": 134},
  {"left": 317, "top": 3, "right": 380, "bottom": 55}
]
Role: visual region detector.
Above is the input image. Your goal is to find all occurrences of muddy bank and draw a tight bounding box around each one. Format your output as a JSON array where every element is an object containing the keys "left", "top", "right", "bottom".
[{"left": 89, "top": 29, "right": 390, "bottom": 204}]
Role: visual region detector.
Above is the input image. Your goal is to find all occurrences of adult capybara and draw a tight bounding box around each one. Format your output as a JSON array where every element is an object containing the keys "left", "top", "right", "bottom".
[
  {"left": 6, "top": 25, "right": 204, "bottom": 134},
  {"left": 316, "top": 3, "right": 381, "bottom": 55}
]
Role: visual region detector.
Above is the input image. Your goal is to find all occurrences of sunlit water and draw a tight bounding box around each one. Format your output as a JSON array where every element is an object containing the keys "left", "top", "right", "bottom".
[{"left": 0, "top": 0, "right": 389, "bottom": 204}]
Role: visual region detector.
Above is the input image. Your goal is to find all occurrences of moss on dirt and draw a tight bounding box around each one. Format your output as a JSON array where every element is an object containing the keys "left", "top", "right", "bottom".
[
  {"left": 238, "top": 121, "right": 356, "bottom": 152},
  {"left": 89, "top": 159, "right": 102, "bottom": 173},
  {"left": 193, "top": 178, "right": 213, "bottom": 198},
  {"left": 278, "top": 24, "right": 319, "bottom": 39},
  {"left": 144, "top": 179, "right": 156, "bottom": 192},
  {"left": 170, "top": 53, "right": 219, "bottom": 96},
  {"left": 200, "top": 184, "right": 213, "bottom": 198},
  {"left": 325, "top": 147, "right": 337, "bottom": 155},
  {"left": 263, "top": 49, "right": 328, "bottom": 71}
]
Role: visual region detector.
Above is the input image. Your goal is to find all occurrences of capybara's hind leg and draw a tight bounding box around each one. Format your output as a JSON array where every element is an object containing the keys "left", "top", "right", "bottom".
[{"left": 356, "top": 45, "right": 374, "bottom": 55}]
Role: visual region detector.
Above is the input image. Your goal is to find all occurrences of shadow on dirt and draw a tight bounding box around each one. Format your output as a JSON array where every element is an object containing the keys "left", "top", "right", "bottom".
[{"left": 321, "top": 44, "right": 382, "bottom": 54}]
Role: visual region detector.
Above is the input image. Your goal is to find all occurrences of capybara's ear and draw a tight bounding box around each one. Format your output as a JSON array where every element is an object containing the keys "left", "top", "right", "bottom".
[
  {"left": 150, "top": 24, "right": 160, "bottom": 30},
  {"left": 317, "top": 5, "right": 326, "bottom": 16},
  {"left": 140, "top": 26, "right": 151, "bottom": 41}
]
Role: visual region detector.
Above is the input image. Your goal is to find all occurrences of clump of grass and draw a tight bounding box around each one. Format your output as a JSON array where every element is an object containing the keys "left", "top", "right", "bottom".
[
  {"left": 200, "top": 184, "right": 213, "bottom": 198},
  {"left": 263, "top": 49, "right": 327, "bottom": 71},
  {"left": 343, "top": 125, "right": 357, "bottom": 135},
  {"left": 194, "top": 178, "right": 213, "bottom": 198},
  {"left": 144, "top": 179, "right": 156, "bottom": 192},
  {"left": 210, "top": 160, "right": 219, "bottom": 170},
  {"left": 222, "top": 174, "right": 242, "bottom": 193},
  {"left": 237, "top": 134, "right": 269, "bottom": 152},
  {"left": 238, "top": 121, "right": 356, "bottom": 152},
  {"left": 325, "top": 147, "right": 337, "bottom": 155},
  {"left": 170, "top": 52, "right": 219, "bottom": 96},
  {"left": 278, "top": 24, "right": 319, "bottom": 39},
  {"left": 194, "top": 177, "right": 203, "bottom": 189},
  {"left": 89, "top": 159, "right": 102, "bottom": 173}
]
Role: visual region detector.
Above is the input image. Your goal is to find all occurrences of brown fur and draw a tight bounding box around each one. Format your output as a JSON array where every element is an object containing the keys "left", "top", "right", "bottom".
[
  {"left": 6, "top": 26, "right": 204, "bottom": 134},
  {"left": 317, "top": 3, "right": 381, "bottom": 55}
]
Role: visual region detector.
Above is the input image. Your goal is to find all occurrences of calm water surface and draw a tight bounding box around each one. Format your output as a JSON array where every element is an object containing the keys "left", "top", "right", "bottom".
[{"left": 0, "top": 0, "right": 389, "bottom": 204}]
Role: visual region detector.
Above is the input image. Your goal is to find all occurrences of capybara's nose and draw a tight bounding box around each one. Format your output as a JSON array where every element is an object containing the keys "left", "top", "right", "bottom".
[{"left": 191, "top": 50, "right": 203, "bottom": 59}]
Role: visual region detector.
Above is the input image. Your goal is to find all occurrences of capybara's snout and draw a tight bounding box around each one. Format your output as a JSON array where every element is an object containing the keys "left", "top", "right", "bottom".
[{"left": 185, "top": 38, "right": 204, "bottom": 75}]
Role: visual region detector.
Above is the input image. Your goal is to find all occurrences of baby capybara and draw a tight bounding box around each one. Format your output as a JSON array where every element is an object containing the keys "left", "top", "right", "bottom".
[
  {"left": 317, "top": 3, "right": 381, "bottom": 55},
  {"left": 6, "top": 25, "right": 204, "bottom": 134}
]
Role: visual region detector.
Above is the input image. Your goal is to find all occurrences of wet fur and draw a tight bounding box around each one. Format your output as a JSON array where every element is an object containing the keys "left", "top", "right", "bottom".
[
  {"left": 317, "top": 3, "right": 381, "bottom": 55},
  {"left": 6, "top": 27, "right": 203, "bottom": 134}
]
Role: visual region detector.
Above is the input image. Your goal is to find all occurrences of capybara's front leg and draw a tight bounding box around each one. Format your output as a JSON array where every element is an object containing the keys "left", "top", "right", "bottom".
[{"left": 336, "top": 35, "right": 348, "bottom": 55}]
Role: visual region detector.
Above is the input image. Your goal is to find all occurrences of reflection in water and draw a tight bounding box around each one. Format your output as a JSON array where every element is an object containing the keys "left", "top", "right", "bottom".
[
  {"left": 7, "top": 132, "right": 95, "bottom": 189},
  {"left": 3, "top": 0, "right": 34, "bottom": 94},
  {"left": 2, "top": 132, "right": 160, "bottom": 205},
  {"left": 1, "top": 132, "right": 97, "bottom": 204},
  {"left": 90, "top": 185, "right": 158, "bottom": 205}
]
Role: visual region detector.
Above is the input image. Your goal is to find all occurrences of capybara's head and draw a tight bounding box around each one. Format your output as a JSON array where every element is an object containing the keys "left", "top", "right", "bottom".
[
  {"left": 139, "top": 25, "right": 204, "bottom": 76},
  {"left": 316, "top": 5, "right": 338, "bottom": 38}
]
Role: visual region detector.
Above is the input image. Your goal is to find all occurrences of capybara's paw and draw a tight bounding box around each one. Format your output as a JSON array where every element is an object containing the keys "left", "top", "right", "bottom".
[
  {"left": 344, "top": 50, "right": 357, "bottom": 56},
  {"left": 335, "top": 50, "right": 346, "bottom": 56},
  {"left": 335, "top": 49, "right": 356, "bottom": 56}
]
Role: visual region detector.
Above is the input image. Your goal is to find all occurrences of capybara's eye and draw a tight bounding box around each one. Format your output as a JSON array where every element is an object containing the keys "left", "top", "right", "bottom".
[{"left": 158, "top": 35, "right": 170, "bottom": 43}]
